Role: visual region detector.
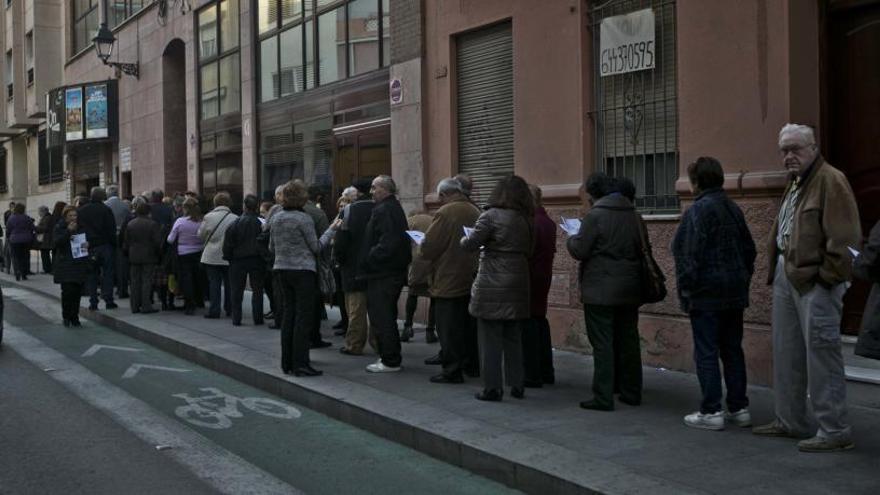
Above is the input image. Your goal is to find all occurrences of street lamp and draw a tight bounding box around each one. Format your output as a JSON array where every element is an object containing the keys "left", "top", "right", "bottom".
[{"left": 92, "top": 22, "right": 139, "bottom": 79}]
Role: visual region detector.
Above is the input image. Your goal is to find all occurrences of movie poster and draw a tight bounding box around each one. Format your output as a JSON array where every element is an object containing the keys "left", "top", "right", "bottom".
[
  {"left": 85, "top": 84, "right": 109, "bottom": 139},
  {"left": 65, "top": 88, "right": 83, "bottom": 140}
]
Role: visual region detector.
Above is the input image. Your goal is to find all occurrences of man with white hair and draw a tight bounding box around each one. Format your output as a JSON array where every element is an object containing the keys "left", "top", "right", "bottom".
[
  {"left": 752, "top": 124, "right": 861, "bottom": 452},
  {"left": 418, "top": 177, "right": 482, "bottom": 383}
]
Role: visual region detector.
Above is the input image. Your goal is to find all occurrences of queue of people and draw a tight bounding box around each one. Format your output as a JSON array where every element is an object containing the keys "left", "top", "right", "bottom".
[{"left": 13, "top": 122, "right": 876, "bottom": 454}]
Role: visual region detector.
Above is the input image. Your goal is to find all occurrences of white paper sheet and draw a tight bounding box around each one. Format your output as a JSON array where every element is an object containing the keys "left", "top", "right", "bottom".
[
  {"left": 848, "top": 246, "right": 860, "bottom": 258},
  {"left": 559, "top": 217, "right": 582, "bottom": 236},
  {"left": 71, "top": 233, "right": 89, "bottom": 259},
  {"left": 406, "top": 230, "right": 425, "bottom": 245},
  {"left": 462, "top": 226, "right": 475, "bottom": 237}
]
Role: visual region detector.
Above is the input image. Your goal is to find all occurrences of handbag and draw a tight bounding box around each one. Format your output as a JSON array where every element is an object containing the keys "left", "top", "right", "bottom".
[
  {"left": 633, "top": 212, "right": 667, "bottom": 304},
  {"left": 317, "top": 248, "right": 336, "bottom": 296}
]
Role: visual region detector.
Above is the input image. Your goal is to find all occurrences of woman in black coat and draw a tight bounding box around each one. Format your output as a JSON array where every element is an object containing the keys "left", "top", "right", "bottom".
[{"left": 53, "top": 206, "right": 92, "bottom": 327}]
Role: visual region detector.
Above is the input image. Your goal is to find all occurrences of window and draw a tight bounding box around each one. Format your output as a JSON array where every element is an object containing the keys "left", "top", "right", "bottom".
[
  {"left": 25, "top": 31, "right": 34, "bottom": 85},
  {"left": 590, "top": 1, "right": 679, "bottom": 212},
  {"left": 72, "top": 0, "right": 100, "bottom": 55},
  {"left": 197, "top": 0, "right": 240, "bottom": 120},
  {"left": 5, "top": 50, "right": 12, "bottom": 101},
  {"left": 38, "top": 132, "right": 64, "bottom": 185},
  {"left": 107, "top": 0, "right": 145, "bottom": 29},
  {"left": 0, "top": 148, "right": 7, "bottom": 193},
  {"left": 258, "top": 0, "right": 389, "bottom": 103}
]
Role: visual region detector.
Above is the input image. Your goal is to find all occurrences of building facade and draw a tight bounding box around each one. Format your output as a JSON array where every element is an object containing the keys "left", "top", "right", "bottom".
[{"left": 416, "top": 0, "right": 880, "bottom": 384}]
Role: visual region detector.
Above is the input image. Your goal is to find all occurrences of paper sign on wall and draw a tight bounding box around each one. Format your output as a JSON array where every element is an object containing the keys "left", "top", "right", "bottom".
[{"left": 599, "top": 8, "right": 655, "bottom": 77}]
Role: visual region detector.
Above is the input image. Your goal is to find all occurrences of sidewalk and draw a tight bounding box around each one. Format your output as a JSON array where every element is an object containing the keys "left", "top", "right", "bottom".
[{"left": 3, "top": 271, "right": 878, "bottom": 495}]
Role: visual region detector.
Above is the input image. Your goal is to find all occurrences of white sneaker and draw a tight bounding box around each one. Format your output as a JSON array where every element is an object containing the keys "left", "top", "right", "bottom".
[
  {"left": 724, "top": 408, "right": 752, "bottom": 427},
  {"left": 366, "top": 362, "right": 401, "bottom": 373},
  {"left": 684, "top": 411, "right": 725, "bottom": 431}
]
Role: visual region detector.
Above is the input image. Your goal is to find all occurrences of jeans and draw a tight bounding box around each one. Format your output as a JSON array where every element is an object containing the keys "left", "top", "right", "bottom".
[
  {"left": 229, "top": 257, "right": 265, "bottom": 325},
  {"left": 60, "top": 282, "right": 84, "bottom": 322},
  {"left": 204, "top": 264, "right": 231, "bottom": 317},
  {"left": 689, "top": 308, "right": 749, "bottom": 414},
  {"left": 86, "top": 244, "right": 115, "bottom": 306},
  {"left": 366, "top": 274, "right": 405, "bottom": 367},
  {"left": 278, "top": 270, "right": 317, "bottom": 371}
]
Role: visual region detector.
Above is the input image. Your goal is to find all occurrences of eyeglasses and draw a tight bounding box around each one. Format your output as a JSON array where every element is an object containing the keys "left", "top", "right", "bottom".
[{"left": 779, "top": 143, "right": 814, "bottom": 155}]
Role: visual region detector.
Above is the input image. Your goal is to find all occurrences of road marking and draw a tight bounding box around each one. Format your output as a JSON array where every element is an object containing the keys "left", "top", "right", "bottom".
[
  {"left": 173, "top": 387, "right": 301, "bottom": 430},
  {"left": 123, "top": 364, "right": 191, "bottom": 379},
  {"left": 82, "top": 344, "right": 143, "bottom": 357},
  {"left": 3, "top": 325, "right": 300, "bottom": 495}
]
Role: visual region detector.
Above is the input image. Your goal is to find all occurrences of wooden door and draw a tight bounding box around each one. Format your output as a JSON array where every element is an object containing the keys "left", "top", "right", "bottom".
[{"left": 826, "top": 1, "right": 880, "bottom": 334}]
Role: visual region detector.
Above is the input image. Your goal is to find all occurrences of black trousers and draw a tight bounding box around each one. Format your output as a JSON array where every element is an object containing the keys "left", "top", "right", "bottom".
[
  {"left": 40, "top": 248, "right": 52, "bottom": 273},
  {"left": 11, "top": 243, "right": 30, "bottom": 277},
  {"left": 278, "top": 270, "right": 317, "bottom": 371},
  {"left": 366, "top": 274, "right": 405, "bottom": 367},
  {"left": 583, "top": 304, "right": 642, "bottom": 408},
  {"left": 177, "top": 252, "right": 202, "bottom": 309},
  {"left": 229, "top": 257, "right": 265, "bottom": 325},
  {"left": 434, "top": 296, "right": 472, "bottom": 378},
  {"left": 60, "top": 282, "right": 84, "bottom": 322},
  {"left": 522, "top": 316, "right": 555, "bottom": 384},
  {"left": 311, "top": 281, "right": 324, "bottom": 344},
  {"left": 264, "top": 266, "right": 275, "bottom": 313},
  {"left": 405, "top": 295, "right": 436, "bottom": 329},
  {"left": 333, "top": 268, "right": 347, "bottom": 326},
  {"left": 272, "top": 270, "right": 285, "bottom": 326}
]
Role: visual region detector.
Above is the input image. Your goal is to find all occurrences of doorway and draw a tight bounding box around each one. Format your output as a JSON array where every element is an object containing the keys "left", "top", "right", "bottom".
[
  {"left": 163, "top": 39, "right": 188, "bottom": 195},
  {"left": 825, "top": 1, "right": 880, "bottom": 335},
  {"left": 332, "top": 125, "right": 390, "bottom": 198}
]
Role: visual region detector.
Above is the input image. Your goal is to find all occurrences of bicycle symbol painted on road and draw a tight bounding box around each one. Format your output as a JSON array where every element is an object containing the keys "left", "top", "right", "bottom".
[{"left": 173, "top": 387, "right": 302, "bottom": 429}]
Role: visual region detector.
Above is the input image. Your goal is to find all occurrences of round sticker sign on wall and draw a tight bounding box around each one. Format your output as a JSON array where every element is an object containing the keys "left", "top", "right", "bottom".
[{"left": 390, "top": 79, "right": 403, "bottom": 105}]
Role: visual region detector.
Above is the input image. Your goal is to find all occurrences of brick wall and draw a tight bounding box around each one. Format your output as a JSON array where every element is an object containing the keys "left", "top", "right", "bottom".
[{"left": 390, "top": 0, "right": 423, "bottom": 64}]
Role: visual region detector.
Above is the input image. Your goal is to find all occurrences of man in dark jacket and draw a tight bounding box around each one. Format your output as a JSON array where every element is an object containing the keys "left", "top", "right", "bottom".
[
  {"left": 304, "top": 191, "right": 332, "bottom": 348},
  {"left": 223, "top": 194, "right": 267, "bottom": 327},
  {"left": 124, "top": 198, "right": 163, "bottom": 314},
  {"left": 78, "top": 186, "right": 118, "bottom": 310},
  {"left": 358, "top": 175, "right": 411, "bottom": 372},
  {"left": 672, "top": 157, "right": 756, "bottom": 431},
  {"left": 566, "top": 172, "right": 645, "bottom": 411},
  {"left": 334, "top": 179, "right": 375, "bottom": 355}
]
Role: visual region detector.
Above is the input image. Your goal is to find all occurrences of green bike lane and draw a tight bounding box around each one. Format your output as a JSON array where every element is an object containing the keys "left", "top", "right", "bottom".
[{"left": 2, "top": 287, "right": 519, "bottom": 495}]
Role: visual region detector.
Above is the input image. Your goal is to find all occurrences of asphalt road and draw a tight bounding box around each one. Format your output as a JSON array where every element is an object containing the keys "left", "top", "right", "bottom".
[{"left": 0, "top": 284, "right": 519, "bottom": 495}]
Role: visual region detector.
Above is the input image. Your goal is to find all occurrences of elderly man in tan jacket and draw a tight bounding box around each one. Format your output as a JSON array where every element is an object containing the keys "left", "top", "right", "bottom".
[
  {"left": 419, "top": 177, "right": 482, "bottom": 383},
  {"left": 752, "top": 124, "right": 861, "bottom": 452}
]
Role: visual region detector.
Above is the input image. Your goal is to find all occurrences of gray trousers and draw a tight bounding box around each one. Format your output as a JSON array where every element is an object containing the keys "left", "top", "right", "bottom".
[
  {"left": 130, "top": 264, "right": 156, "bottom": 313},
  {"left": 477, "top": 318, "right": 524, "bottom": 390},
  {"left": 772, "top": 255, "right": 851, "bottom": 441}
]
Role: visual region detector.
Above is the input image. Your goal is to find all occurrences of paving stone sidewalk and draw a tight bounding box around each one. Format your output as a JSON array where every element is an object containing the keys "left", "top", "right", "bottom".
[{"left": 3, "top": 271, "right": 878, "bottom": 494}]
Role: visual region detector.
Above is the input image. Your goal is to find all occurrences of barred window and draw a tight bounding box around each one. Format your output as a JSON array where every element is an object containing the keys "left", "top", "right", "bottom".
[
  {"left": 38, "top": 132, "right": 65, "bottom": 185},
  {"left": 591, "top": 0, "right": 679, "bottom": 213}
]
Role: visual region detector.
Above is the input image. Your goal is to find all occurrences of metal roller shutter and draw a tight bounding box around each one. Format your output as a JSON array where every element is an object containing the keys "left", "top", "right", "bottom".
[{"left": 456, "top": 22, "right": 513, "bottom": 204}]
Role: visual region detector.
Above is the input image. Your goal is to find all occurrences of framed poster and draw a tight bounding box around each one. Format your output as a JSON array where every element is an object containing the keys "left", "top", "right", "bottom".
[
  {"left": 85, "top": 84, "right": 109, "bottom": 139},
  {"left": 65, "top": 88, "right": 83, "bottom": 141}
]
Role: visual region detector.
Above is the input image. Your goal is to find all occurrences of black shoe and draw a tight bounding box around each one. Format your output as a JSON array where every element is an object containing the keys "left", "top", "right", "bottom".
[
  {"left": 464, "top": 368, "right": 480, "bottom": 378},
  {"left": 14, "top": 274, "right": 20, "bottom": 281},
  {"left": 618, "top": 396, "right": 641, "bottom": 406},
  {"left": 204, "top": 314, "right": 220, "bottom": 319},
  {"left": 264, "top": 311, "right": 275, "bottom": 320},
  {"left": 254, "top": 320, "right": 264, "bottom": 326},
  {"left": 232, "top": 321, "right": 241, "bottom": 327},
  {"left": 430, "top": 373, "right": 464, "bottom": 384},
  {"left": 89, "top": 304, "right": 99, "bottom": 311},
  {"left": 579, "top": 399, "right": 613, "bottom": 411},
  {"left": 511, "top": 387, "right": 525, "bottom": 399},
  {"left": 400, "top": 324, "right": 414, "bottom": 343},
  {"left": 141, "top": 309, "right": 158, "bottom": 314},
  {"left": 63, "top": 319, "right": 71, "bottom": 327},
  {"left": 523, "top": 379, "right": 543, "bottom": 388},
  {"left": 311, "top": 340, "right": 332, "bottom": 349},
  {"left": 21, "top": 275, "right": 27, "bottom": 280},
  {"left": 332, "top": 321, "right": 345, "bottom": 330},
  {"left": 334, "top": 328, "right": 347, "bottom": 336},
  {"left": 475, "top": 389, "right": 503, "bottom": 402},
  {"left": 424, "top": 353, "right": 442, "bottom": 365},
  {"left": 105, "top": 302, "right": 118, "bottom": 310},
  {"left": 425, "top": 328, "right": 438, "bottom": 343},
  {"left": 71, "top": 319, "right": 82, "bottom": 327},
  {"left": 293, "top": 366, "right": 323, "bottom": 377}
]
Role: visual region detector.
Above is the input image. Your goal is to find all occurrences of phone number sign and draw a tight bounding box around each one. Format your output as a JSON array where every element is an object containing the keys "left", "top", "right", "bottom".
[{"left": 599, "top": 8, "right": 655, "bottom": 77}]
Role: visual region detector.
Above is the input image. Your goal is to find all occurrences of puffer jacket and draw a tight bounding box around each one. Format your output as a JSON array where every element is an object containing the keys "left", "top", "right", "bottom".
[
  {"left": 461, "top": 207, "right": 532, "bottom": 320},
  {"left": 854, "top": 220, "right": 880, "bottom": 360},
  {"left": 52, "top": 221, "right": 91, "bottom": 284},
  {"left": 566, "top": 194, "right": 643, "bottom": 307}
]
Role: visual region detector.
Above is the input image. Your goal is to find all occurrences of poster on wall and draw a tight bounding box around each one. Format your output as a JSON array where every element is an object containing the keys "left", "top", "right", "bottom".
[
  {"left": 85, "top": 84, "right": 109, "bottom": 139},
  {"left": 599, "top": 8, "right": 655, "bottom": 77},
  {"left": 65, "top": 88, "right": 83, "bottom": 140},
  {"left": 46, "top": 89, "right": 66, "bottom": 148}
]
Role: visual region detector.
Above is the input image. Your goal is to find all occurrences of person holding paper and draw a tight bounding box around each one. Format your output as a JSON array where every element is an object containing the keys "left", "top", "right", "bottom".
[
  {"left": 420, "top": 178, "right": 481, "bottom": 383},
  {"left": 461, "top": 175, "right": 533, "bottom": 401},
  {"left": 753, "top": 124, "right": 861, "bottom": 452},
  {"left": 566, "top": 172, "right": 645, "bottom": 411},
  {"left": 403, "top": 210, "right": 435, "bottom": 343},
  {"left": 52, "top": 206, "right": 91, "bottom": 327}
]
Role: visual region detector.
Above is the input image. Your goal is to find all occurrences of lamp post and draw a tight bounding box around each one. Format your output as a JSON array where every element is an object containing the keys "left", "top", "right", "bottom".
[{"left": 92, "top": 19, "right": 139, "bottom": 79}]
